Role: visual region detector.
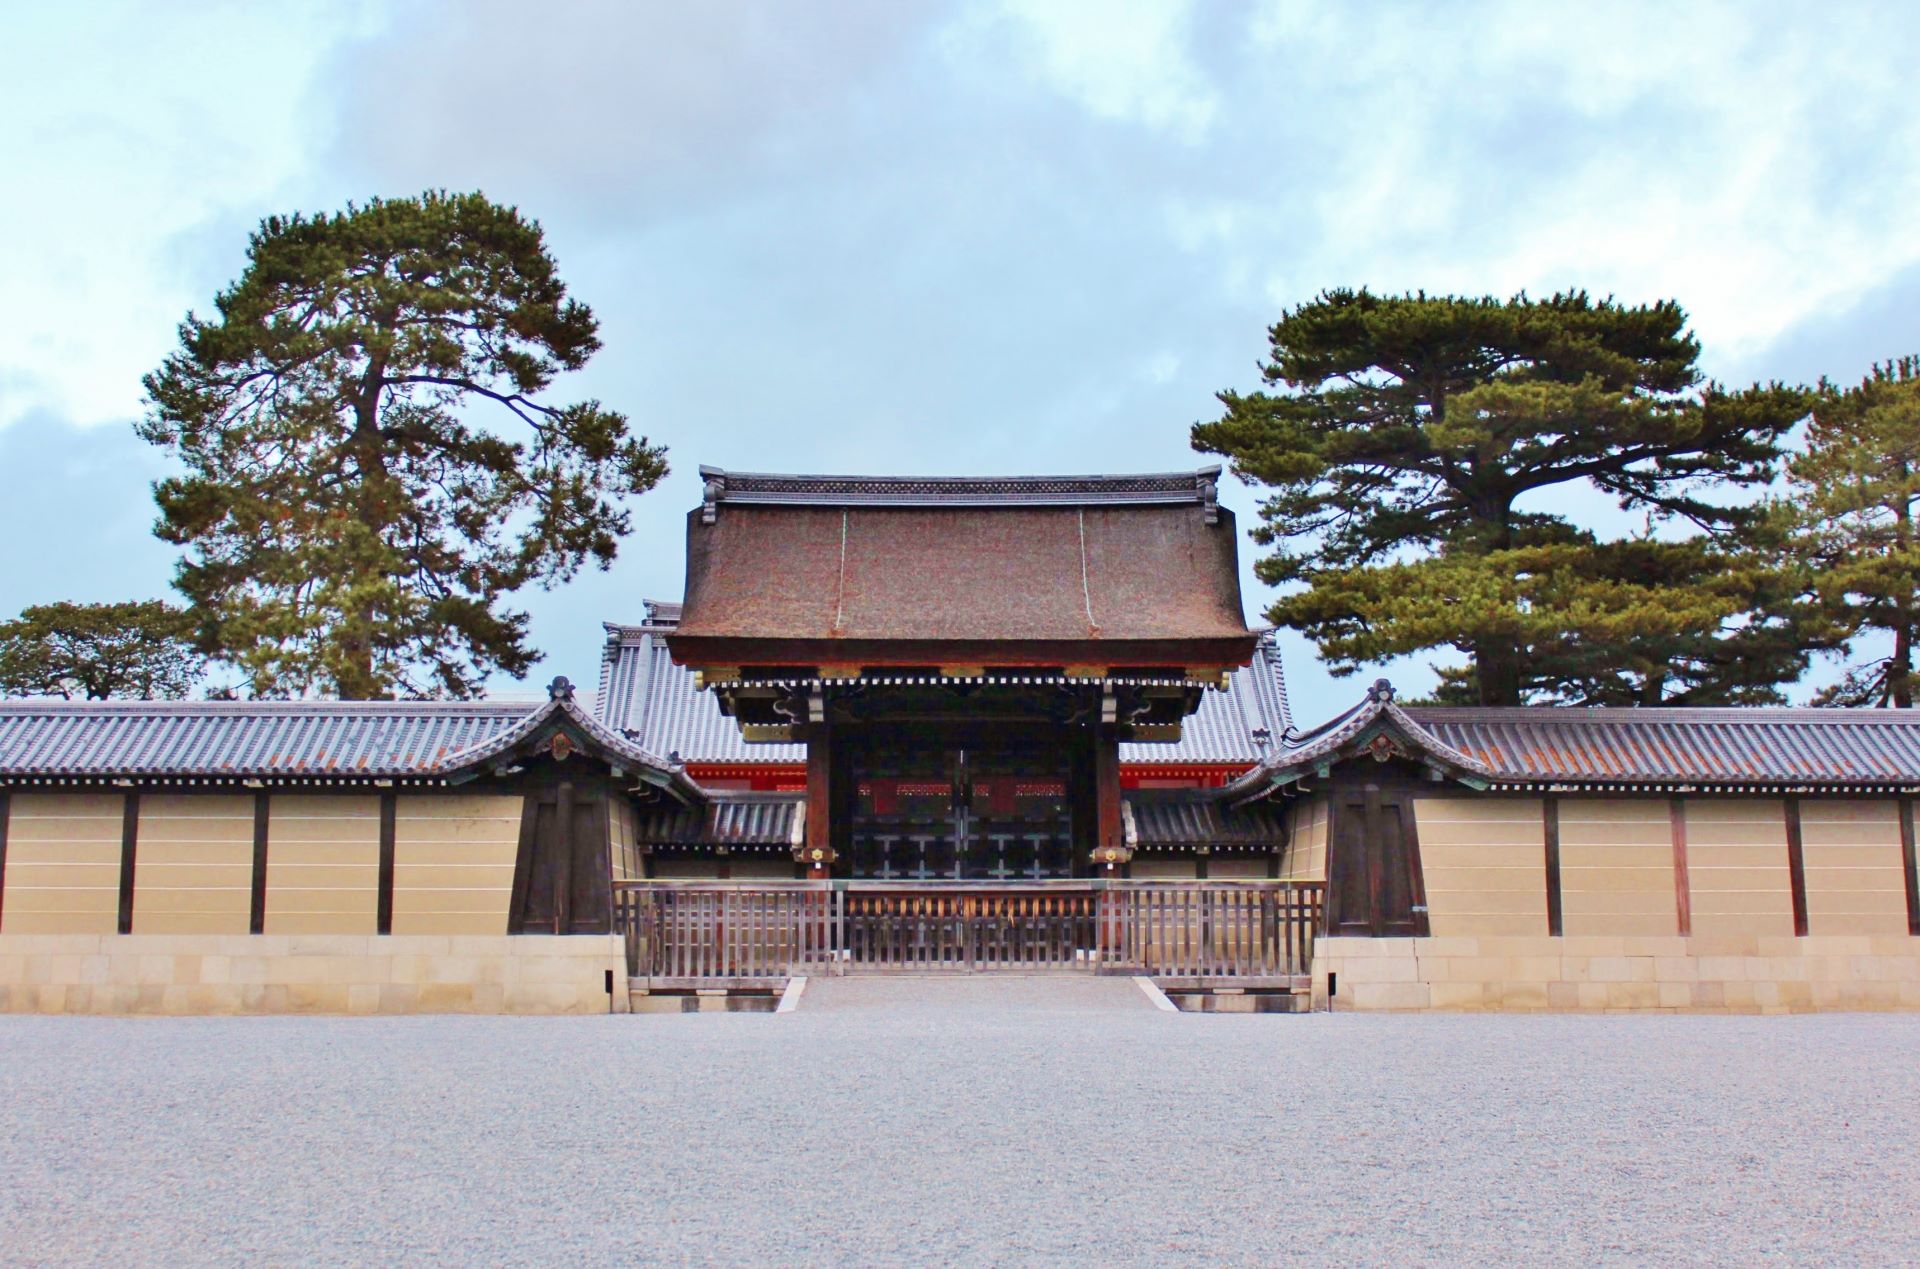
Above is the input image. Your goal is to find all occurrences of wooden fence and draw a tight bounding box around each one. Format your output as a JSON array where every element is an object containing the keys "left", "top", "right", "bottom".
[{"left": 613, "top": 880, "right": 1324, "bottom": 987}]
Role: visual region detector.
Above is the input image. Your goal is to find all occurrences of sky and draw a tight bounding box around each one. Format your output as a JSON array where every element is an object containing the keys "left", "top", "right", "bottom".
[{"left": 3, "top": 0, "right": 1919, "bottom": 720}]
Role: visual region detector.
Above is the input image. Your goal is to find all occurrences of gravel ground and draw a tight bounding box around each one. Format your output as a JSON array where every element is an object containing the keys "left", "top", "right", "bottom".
[{"left": 3, "top": 978, "right": 1918, "bottom": 1267}]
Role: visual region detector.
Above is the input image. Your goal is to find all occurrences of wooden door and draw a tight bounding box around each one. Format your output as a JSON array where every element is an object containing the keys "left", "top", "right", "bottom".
[
  {"left": 1327, "top": 781, "right": 1429, "bottom": 937},
  {"left": 510, "top": 783, "right": 613, "bottom": 934}
]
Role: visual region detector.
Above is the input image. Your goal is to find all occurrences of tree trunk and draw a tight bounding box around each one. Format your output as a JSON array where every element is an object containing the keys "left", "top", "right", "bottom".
[
  {"left": 1476, "top": 641, "right": 1522, "bottom": 706},
  {"left": 339, "top": 360, "right": 389, "bottom": 700},
  {"left": 1895, "top": 472, "right": 1914, "bottom": 709}
]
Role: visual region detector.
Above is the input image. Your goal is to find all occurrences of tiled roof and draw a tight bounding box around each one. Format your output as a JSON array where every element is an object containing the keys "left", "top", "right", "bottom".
[
  {"left": 0, "top": 681, "right": 695, "bottom": 794},
  {"left": 1226, "top": 680, "right": 1920, "bottom": 796},
  {"left": 1124, "top": 790, "right": 1288, "bottom": 847},
  {"left": 1406, "top": 705, "right": 1920, "bottom": 788},
  {"left": 0, "top": 699, "right": 536, "bottom": 780},
  {"left": 630, "top": 792, "right": 802, "bottom": 846},
  {"left": 598, "top": 604, "right": 1292, "bottom": 768},
  {"left": 600, "top": 606, "right": 804, "bottom": 764}
]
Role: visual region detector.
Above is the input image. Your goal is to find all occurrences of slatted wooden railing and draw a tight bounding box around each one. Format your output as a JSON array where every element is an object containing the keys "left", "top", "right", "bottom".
[{"left": 612, "top": 880, "right": 1325, "bottom": 987}]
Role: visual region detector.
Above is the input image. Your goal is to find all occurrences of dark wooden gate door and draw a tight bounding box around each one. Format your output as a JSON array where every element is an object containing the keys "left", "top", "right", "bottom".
[
  {"left": 1327, "top": 781, "right": 1429, "bottom": 937},
  {"left": 511, "top": 782, "right": 612, "bottom": 934}
]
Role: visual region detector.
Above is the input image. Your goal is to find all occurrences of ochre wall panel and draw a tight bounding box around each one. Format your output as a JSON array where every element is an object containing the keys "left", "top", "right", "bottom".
[
  {"left": 132, "top": 795, "right": 253, "bottom": 935},
  {"left": 1208, "top": 857, "right": 1269, "bottom": 880},
  {"left": 1684, "top": 799, "right": 1794, "bottom": 938},
  {"left": 1132, "top": 857, "right": 1197, "bottom": 880},
  {"left": 0, "top": 794, "right": 124, "bottom": 934},
  {"left": 1280, "top": 797, "right": 1327, "bottom": 882},
  {"left": 1798, "top": 800, "right": 1909, "bottom": 935},
  {"left": 1415, "top": 797, "right": 1546, "bottom": 937},
  {"left": 1558, "top": 798, "right": 1676, "bottom": 937},
  {"left": 265, "top": 795, "right": 380, "bottom": 935},
  {"left": 390, "top": 795, "right": 521, "bottom": 935}
]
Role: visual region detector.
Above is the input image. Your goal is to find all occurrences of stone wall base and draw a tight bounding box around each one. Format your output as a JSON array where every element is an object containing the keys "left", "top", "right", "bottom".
[
  {"left": 1313, "top": 934, "right": 1920, "bottom": 1013},
  {"left": 0, "top": 934, "right": 629, "bottom": 1015}
]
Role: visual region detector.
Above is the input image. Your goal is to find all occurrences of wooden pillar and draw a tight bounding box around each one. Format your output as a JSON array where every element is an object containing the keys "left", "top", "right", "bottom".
[
  {"left": 803, "top": 726, "right": 834, "bottom": 877},
  {"left": 376, "top": 791, "right": 397, "bottom": 936},
  {"left": 1094, "top": 730, "right": 1122, "bottom": 852},
  {"left": 249, "top": 792, "right": 270, "bottom": 935},
  {"left": 1669, "top": 796, "right": 1691, "bottom": 938},
  {"left": 1543, "top": 795, "right": 1563, "bottom": 937},
  {"left": 1901, "top": 797, "right": 1920, "bottom": 937},
  {"left": 0, "top": 790, "right": 10, "bottom": 932},
  {"left": 1784, "top": 796, "right": 1808, "bottom": 938},
  {"left": 117, "top": 791, "right": 139, "bottom": 935}
]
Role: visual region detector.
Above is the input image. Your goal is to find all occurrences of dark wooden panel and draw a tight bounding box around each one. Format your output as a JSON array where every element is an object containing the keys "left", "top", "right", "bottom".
[
  {"left": 1670, "top": 797, "right": 1691, "bottom": 938},
  {"left": 0, "top": 791, "right": 10, "bottom": 932},
  {"left": 249, "top": 791, "right": 269, "bottom": 935},
  {"left": 1544, "top": 795, "right": 1563, "bottom": 938},
  {"left": 1784, "top": 797, "right": 1808, "bottom": 938},
  {"left": 507, "top": 795, "right": 540, "bottom": 935},
  {"left": 1901, "top": 797, "right": 1920, "bottom": 938},
  {"left": 117, "top": 792, "right": 140, "bottom": 935},
  {"left": 376, "top": 791, "right": 396, "bottom": 936}
]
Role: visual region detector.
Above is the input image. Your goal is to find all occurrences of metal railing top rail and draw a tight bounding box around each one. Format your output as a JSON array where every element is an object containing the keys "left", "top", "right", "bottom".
[{"left": 613, "top": 878, "right": 1324, "bottom": 892}]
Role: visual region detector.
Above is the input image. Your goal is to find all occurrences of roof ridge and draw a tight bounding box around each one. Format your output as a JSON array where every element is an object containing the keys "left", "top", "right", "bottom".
[
  {"left": 697, "top": 465, "right": 1223, "bottom": 513},
  {"left": 1403, "top": 705, "right": 1920, "bottom": 723}
]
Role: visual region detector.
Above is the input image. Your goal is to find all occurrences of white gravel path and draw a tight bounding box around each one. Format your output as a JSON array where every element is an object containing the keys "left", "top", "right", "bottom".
[{"left": 3, "top": 982, "right": 1918, "bottom": 1267}]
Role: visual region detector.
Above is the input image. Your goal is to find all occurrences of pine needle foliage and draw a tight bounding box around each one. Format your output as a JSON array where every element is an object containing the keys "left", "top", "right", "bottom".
[
  {"left": 1787, "top": 357, "right": 1920, "bottom": 707},
  {"left": 138, "top": 192, "right": 666, "bottom": 699},
  {"left": 1192, "top": 289, "right": 1815, "bottom": 705},
  {"left": 0, "top": 601, "right": 205, "bottom": 700}
]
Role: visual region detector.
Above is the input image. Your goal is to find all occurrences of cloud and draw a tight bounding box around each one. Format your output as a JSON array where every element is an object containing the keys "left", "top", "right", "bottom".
[
  {"left": 0, "top": 2, "right": 378, "bottom": 429},
  {"left": 8, "top": 0, "right": 1920, "bottom": 717},
  {"left": 950, "top": 0, "right": 1219, "bottom": 143}
]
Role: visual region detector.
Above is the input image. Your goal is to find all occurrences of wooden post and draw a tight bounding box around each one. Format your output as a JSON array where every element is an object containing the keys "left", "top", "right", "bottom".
[
  {"left": 1669, "top": 796, "right": 1691, "bottom": 938},
  {"left": 1784, "top": 796, "right": 1808, "bottom": 938},
  {"left": 117, "top": 792, "right": 140, "bottom": 935},
  {"left": 804, "top": 726, "right": 833, "bottom": 877},
  {"left": 1543, "top": 795, "right": 1563, "bottom": 937},
  {"left": 249, "top": 791, "right": 270, "bottom": 935},
  {"left": 1901, "top": 797, "right": 1920, "bottom": 938},
  {"left": 1094, "top": 730, "right": 1122, "bottom": 853},
  {"left": 0, "top": 790, "right": 10, "bottom": 932},
  {"left": 377, "top": 791, "right": 397, "bottom": 936}
]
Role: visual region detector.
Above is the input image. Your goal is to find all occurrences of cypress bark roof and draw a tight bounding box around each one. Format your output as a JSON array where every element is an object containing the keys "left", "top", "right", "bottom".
[
  {"left": 670, "top": 467, "right": 1258, "bottom": 667},
  {"left": 598, "top": 601, "right": 1292, "bottom": 766}
]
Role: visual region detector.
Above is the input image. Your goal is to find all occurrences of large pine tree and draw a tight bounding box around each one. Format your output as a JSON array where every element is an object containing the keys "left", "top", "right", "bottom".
[
  {"left": 1786, "top": 357, "right": 1920, "bottom": 706},
  {"left": 1192, "top": 290, "right": 1815, "bottom": 706},
  {"left": 139, "top": 192, "right": 667, "bottom": 699}
]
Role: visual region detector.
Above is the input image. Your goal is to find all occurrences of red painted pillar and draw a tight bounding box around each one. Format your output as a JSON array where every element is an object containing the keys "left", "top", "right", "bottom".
[{"left": 803, "top": 726, "right": 835, "bottom": 877}]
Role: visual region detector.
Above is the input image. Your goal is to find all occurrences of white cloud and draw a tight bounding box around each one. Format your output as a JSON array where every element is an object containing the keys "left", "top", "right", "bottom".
[
  {"left": 953, "top": 0, "right": 1219, "bottom": 142},
  {"left": 0, "top": 2, "right": 380, "bottom": 429}
]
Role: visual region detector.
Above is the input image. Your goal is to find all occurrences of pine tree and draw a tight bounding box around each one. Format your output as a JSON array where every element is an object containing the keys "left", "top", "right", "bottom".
[
  {"left": 1191, "top": 289, "right": 1812, "bottom": 705},
  {"left": 0, "top": 601, "right": 205, "bottom": 699},
  {"left": 138, "top": 192, "right": 666, "bottom": 699},
  {"left": 1786, "top": 357, "right": 1920, "bottom": 706}
]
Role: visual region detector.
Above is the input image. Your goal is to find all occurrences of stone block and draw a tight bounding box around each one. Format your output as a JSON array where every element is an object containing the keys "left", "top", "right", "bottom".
[
  {"left": 1576, "top": 983, "right": 1610, "bottom": 1009},
  {"left": 1606, "top": 982, "right": 1660, "bottom": 1008},
  {"left": 1652, "top": 957, "right": 1698, "bottom": 982},
  {"left": 1587, "top": 956, "right": 1634, "bottom": 982},
  {"left": 346, "top": 984, "right": 382, "bottom": 1014},
  {"left": 1657, "top": 982, "right": 1693, "bottom": 1008},
  {"left": 1349, "top": 981, "right": 1430, "bottom": 1010},
  {"left": 1417, "top": 937, "right": 1481, "bottom": 959},
  {"left": 1547, "top": 981, "right": 1582, "bottom": 1009},
  {"left": 1496, "top": 981, "right": 1550, "bottom": 1009},
  {"left": 1428, "top": 981, "right": 1490, "bottom": 1009},
  {"left": 415, "top": 982, "right": 478, "bottom": 1012},
  {"left": 1333, "top": 955, "right": 1420, "bottom": 984}
]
